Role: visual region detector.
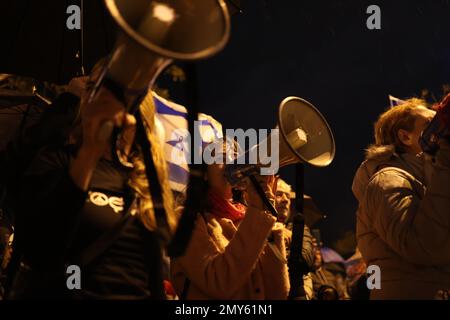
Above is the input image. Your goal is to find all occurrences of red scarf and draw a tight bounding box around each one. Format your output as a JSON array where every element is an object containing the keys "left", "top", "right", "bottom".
[{"left": 207, "top": 189, "right": 246, "bottom": 222}]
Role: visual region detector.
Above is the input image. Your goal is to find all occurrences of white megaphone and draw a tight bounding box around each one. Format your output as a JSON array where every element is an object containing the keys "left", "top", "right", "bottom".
[
  {"left": 91, "top": 0, "right": 231, "bottom": 154},
  {"left": 224, "top": 96, "right": 336, "bottom": 185},
  {"left": 91, "top": 0, "right": 230, "bottom": 115}
]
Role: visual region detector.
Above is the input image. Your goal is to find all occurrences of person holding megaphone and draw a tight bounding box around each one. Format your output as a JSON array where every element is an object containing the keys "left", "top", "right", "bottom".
[
  {"left": 353, "top": 97, "right": 450, "bottom": 300},
  {"left": 7, "top": 70, "right": 177, "bottom": 299},
  {"left": 171, "top": 141, "right": 290, "bottom": 300}
]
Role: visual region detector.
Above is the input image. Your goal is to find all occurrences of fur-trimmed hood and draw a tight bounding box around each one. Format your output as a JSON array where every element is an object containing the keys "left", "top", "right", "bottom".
[
  {"left": 352, "top": 144, "right": 427, "bottom": 203},
  {"left": 352, "top": 144, "right": 398, "bottom": 203},
  {"left": 364, "top": 144, "right": 396, "bottom": 161}
]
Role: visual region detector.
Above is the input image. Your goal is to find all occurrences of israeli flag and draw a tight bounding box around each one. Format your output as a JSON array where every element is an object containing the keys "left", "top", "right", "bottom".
[
  {"left": 153, "top": 92, "right": 223, "bottom": 192},
  {"left": 388, "top": 95, "right": 406, "bottom": 108}
]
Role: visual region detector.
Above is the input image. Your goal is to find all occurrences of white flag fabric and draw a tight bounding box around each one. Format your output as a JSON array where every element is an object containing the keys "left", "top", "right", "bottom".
[
  {"left": 388, "top": 95, "right": 406, "bottom": 108},
  {"left": 153, "top": 92, "right": 223, "bottom": 192}
]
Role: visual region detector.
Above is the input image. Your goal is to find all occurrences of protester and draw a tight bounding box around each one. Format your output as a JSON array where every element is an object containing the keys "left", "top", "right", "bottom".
[
  {"left": 171, "top": 142, "right": 290, "bottom": 299},
  {"left": 274, "top": 178, "right": 316, "bottom": 299},
  {"left": 6, "top": 67, "right": 177, "bottom": 299},
  {"left": 353, "top": 98, "right": 450, "bottom": 299},
  {"left": 306, "top": 237, "right": 348, "bottom": 300},
  {"left": 345, "top": 249, "right": 369, "bottom": 300},
  {"left": 274, "top": 178, "right": 294, "bottom": 224}
]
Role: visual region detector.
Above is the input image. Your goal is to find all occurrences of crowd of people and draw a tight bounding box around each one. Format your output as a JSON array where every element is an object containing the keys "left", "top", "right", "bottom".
[{"left": 0, "top": 69, "right": 449, "bottom": 300}]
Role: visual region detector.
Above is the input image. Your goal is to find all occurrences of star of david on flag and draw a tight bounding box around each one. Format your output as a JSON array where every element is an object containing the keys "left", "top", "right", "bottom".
[{"left": 153, "top": 92, "right": 223, "bottom": 192}]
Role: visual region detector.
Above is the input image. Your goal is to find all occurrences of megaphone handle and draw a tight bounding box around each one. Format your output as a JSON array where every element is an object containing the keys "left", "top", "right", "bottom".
[
  {"left": 288, "top": 163, "right": 307, "bottom": 299},
  {"left": 295, "top": 163, "right": 305, "bottom": 213},
  {"left": 248, "top": 175, "right": 289, "bottom": 265},
  {"left": 248, "top": 175, "right": 278, "bottom": 218}
]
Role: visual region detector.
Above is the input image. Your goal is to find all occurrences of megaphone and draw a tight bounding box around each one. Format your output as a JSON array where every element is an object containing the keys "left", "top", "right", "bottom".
[
  {"left": 92, "top": 0, "right": 230, "bottom": 112},
  {"left": 92, "top": 0, "right": 230, "bottom": 177},
  {"left": 224, "top": 96, "right": 336, "bottom": 185},
  {"left": 90, "top": 1, "right": 230, "bottom": 244}
]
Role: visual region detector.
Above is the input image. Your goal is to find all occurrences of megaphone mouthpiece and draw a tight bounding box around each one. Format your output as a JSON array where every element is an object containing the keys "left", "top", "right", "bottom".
[{"left": 286, "top": 128, "right": 308, "bottom": 150}]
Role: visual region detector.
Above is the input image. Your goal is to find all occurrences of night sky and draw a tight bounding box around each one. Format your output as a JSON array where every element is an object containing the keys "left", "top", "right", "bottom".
[
  {"left": 189, "top": 0, "right": 450, "bottom": 249},
  {"left": 1, "top": 0, "right": 449, "bottom": 253}
]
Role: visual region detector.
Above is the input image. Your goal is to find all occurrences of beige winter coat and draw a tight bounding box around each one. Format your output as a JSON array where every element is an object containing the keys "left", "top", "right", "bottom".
[
  {"left": 352, "top": 141, "right": 450, "bottom": 299},
  {"left": 171, "top": 206, "right": 290, "bottom": 299}
]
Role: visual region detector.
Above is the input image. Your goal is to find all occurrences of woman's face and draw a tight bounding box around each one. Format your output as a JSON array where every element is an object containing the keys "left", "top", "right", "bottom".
[{"left": 207, "top": 163, "right": 233, "bottom": 199}]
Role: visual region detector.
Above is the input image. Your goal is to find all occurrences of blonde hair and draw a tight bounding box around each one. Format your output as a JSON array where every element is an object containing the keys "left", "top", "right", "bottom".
[
  {"left": 128, "top": 93, "right": 177, "bottom": 234},
  {"left": 67, "top": 58, "right": 177, "bottom": 234},
  {"left": 372, "top": 98, "right": 428, "bottom": 153}
]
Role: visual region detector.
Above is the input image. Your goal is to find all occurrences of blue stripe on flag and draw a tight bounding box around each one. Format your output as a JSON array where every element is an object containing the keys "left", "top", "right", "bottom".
[
  {"left": 154, "top": 97, "right": 187, "bottom": 118},
  {"left": 167, "top": 161, "right": 190, "bottom": 185},
  {"left": 198, "top": 120, "right": 221, "bottom": 139}
]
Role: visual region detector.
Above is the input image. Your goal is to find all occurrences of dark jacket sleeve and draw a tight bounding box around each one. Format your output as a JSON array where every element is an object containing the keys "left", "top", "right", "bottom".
[
  {"left": 15, "top": 147, "right": 87, "bottom": 269},
  {"left": 302, "top": 226, "right": 315, "bottom": 270},
  {"left": 284, "top": 225, "right": 315, "bottom": 270}
]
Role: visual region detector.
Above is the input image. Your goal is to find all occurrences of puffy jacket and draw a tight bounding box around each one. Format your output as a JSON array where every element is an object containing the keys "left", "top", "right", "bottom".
[
  {"left": 352, "top": 141, "right": 450, "bottom": 299},
  {"left": 171, "top": 207, "right": 290, "bottom": 300}
]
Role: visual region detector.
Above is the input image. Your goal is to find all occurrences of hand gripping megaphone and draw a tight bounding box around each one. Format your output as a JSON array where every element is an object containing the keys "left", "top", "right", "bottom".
[{"left": 420, "top": 93, "right": 450, "bottom": 154}]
